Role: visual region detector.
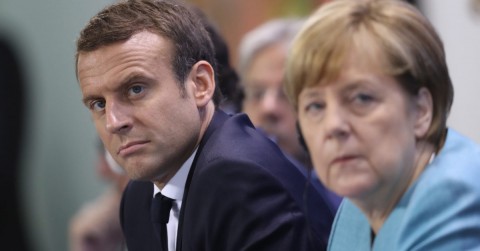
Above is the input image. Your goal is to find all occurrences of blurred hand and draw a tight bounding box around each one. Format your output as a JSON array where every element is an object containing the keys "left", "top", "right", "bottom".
[{"left": 69, "top": 188, "right": 125, "bottom": 251}]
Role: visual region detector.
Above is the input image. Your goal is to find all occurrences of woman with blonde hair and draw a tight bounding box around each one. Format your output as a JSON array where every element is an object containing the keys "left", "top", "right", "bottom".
[{"left": 285, "top": 0, "right": 480, "bottom": 250}]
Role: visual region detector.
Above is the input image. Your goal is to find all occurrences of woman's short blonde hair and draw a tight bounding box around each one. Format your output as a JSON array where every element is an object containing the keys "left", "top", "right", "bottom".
[{"left": 285, "top": 0, "right": 453, "bottom": 146}]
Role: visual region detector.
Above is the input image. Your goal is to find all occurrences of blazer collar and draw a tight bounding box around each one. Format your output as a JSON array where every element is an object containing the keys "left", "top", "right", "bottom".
[{"left": 175, "top": 109, "right": 229, "bottom": 250}]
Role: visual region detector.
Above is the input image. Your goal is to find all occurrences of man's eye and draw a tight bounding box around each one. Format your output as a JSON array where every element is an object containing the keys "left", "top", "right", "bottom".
[
  {"left": 128, "top": 85, "right": 144, "bottom": 96},
  {"left": 91, "top": 100, "right": 105, "bottom": 112},
  {"left": 244, "top": 88, "right": 265, "bottom": 102}
]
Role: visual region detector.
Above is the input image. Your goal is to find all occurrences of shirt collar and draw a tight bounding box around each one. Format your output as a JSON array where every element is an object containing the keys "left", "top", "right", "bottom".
[{"left": 153, "top": 148, "right": 197, "bottom": 201}]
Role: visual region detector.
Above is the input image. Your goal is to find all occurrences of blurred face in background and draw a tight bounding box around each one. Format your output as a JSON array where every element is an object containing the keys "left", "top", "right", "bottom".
[{"left": 242, "top": 42, "right": 306, "bottom": 164}]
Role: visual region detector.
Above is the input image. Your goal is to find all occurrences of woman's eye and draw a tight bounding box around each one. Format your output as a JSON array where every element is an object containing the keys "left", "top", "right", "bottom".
[
  {"left": 349, "top": 92, "right": 377, "bottom": 115},
  {"left": 304, "top": 102, "right": 325, "bottom": 116},
  {"left": 353, "top": 93, "right": 374, "bottom": 104},
  {"left": 306, "top": 102, "right": 323, "bottom": 111}
]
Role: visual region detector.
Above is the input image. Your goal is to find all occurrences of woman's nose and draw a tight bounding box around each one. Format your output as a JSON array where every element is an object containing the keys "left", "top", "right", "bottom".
[{"left": 323, "top": 104, "right": 350, "bottom": 140}]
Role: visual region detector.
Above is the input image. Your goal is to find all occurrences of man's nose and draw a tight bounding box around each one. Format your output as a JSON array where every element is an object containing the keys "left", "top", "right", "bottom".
[
  {"left": 105, "top": 101, "right": 132, "bottom": 134},
  {"left": 259, "top": 88, "right": 286, "bottom": 114}
]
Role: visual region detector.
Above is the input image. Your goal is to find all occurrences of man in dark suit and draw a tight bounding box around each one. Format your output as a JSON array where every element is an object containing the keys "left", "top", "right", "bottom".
[{"left": 75, "top": 0, "right": 335, "bottom": 250}]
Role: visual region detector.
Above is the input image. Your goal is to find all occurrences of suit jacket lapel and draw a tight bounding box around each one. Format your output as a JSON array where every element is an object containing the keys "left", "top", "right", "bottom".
[{"left": 175, "top": 109, "right": 229, "bottom": 251}]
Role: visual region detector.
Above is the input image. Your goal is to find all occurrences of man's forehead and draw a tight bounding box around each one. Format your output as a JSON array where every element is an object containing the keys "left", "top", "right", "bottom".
[
  {"left": 77, "top": 32, "right": 173, "bottom": 78},
  {"left": 78, "top": 31, "right": 172, "bottom": 62}
]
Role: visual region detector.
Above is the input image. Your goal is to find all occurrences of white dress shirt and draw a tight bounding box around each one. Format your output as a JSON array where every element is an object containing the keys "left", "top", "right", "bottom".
[{"left": 153, "top": 149, "right": 197, "bottom": 251}]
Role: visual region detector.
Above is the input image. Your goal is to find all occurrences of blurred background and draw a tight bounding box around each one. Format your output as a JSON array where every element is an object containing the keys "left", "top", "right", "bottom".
[{"left": 0, "top": 0, "right": 478, "bottom": 250}]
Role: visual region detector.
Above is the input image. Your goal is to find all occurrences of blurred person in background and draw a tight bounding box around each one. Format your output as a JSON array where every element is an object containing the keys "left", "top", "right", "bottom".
[
  {"left": 190, "top": 5, "right": 243, "bottom": 114},
  {"left": 473, "top": 0, "right": 480, "bottom": 14},
  {"left": 69, "top": 141, "right": 128, "bottom": 251},
  {"left": 285, "top": 0, "right": 480, "bottom": 250},
  {"left": 238, "top": 18, "right": 342, "bottom": 212}
]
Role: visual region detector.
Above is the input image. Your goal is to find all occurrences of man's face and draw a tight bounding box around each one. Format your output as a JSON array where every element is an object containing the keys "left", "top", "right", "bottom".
[
  {"left": 242, "top": 43, "right": 303, "bottom": 161},
  {"left": 77, "top": 31, "right": 203, "bottom": 183}
]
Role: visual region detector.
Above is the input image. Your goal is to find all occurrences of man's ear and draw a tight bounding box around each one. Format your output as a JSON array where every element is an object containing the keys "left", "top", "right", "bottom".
[
  {"left": 189, "top": 60, "right": 215, "bottom": 107},
  {"left": 414, "top": 87, "right": 433, "bottom": 139}
]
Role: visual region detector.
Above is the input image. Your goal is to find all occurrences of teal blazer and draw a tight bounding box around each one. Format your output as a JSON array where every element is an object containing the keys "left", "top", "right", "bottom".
[{"left": 328, "top": 129, "right": 480, "bottom": 251}]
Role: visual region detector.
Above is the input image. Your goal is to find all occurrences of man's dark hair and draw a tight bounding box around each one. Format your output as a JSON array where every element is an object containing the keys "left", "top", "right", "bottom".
[{"left": 76, "top": 0, "right": 223, "bottom": 105}]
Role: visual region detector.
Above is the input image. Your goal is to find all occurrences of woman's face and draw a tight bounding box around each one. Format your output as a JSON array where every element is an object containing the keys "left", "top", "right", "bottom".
[{"left": 297, "top": 55, "right": 426, "bottom": 201}]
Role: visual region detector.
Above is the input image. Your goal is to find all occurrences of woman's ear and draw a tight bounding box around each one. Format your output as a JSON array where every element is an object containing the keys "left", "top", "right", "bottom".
[
  {"left": 296, "top": 121, "right": 309, "bottom": 154},
  {"left": 189, "top": 60, "right": 215, "bottom": 107},
  {"left": 414, "top": 87, "right": 433, "bottom": 139}
]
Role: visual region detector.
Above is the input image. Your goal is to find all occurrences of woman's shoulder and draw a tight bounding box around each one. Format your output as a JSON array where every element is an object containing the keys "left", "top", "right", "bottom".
[
  {"left": 406, "top": 128, "right": 480, "bottom": 219},
  {"left": 395, "top": 128, "right": 480, "bottom": 250},
  {"left": 436, "top": 128, "right": 480, "bottom": 166},
  {"left": 416, "top": 128, "right": 480, "bottom": 192}
]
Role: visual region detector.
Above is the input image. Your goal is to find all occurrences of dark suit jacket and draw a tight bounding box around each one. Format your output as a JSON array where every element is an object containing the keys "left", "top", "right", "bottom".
[{"left": 120, "top": 110, "right": 335, "bottom": 251}]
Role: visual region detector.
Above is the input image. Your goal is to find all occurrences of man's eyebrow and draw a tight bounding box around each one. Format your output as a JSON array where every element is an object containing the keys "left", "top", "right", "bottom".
[
  {"left": 121, "top": 72, "right": 150, "bottom": 85},
  {"left": 81, "top": 72, "right": 154, "bottom": 106},
  {"left": 82, "top": 94, "right": 101, "bottom": 107}
]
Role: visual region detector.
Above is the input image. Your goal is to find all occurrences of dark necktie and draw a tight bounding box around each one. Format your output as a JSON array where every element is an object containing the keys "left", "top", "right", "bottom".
[{"left": 151, "top": 193, "right": 174, "bottom": 251}]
